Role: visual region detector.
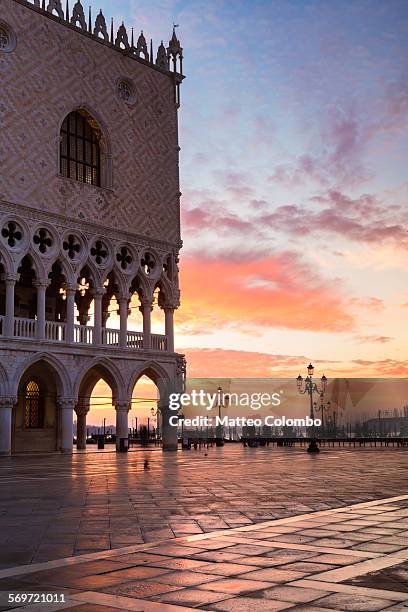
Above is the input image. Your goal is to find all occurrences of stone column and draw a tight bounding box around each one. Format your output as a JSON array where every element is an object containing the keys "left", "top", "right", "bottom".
[
  {"left": 4, "top": 275, "right": 18, "bottom": 337},
  {"left": 118, "top": 296, "right": 129, "bottom": 348},
  {"left": 164, "top": 308, "right": 175, "bottom": 353},
  {"left": 35, "top": 281, "right": 49, "bottom": 341},
  {"left": 59, "top": 398, "right": 75, "bottom": 453},
  {"left": 160, "top": 403, "right": 178, "bottom": 451},
  {"left": 0, "top": 398, "right": 16, "bottom": 456},
  {"left": 140, "top": 300, "right": 152, "bottom": 350},
  {"left": 75, "top": 404, "right": 89, "bottom": 450},
  {"left": 65, "top": 285, "right": 76, "bottom": 343},
  {"left": 115, "top": 401, "right": 130, "bottom": 450},
  {"left": 93, "top": 289, "right": 104, "bottom": 346}
]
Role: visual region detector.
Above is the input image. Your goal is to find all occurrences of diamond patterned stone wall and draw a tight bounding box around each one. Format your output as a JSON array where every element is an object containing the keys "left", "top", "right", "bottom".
[{"left": 0, "top": 0, "right": 181, "bottom": 246}]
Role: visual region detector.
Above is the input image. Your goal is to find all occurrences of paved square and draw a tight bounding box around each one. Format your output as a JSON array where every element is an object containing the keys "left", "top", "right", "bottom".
[{"left": 0, "top": 447, "right": 407, "bottom": 609}]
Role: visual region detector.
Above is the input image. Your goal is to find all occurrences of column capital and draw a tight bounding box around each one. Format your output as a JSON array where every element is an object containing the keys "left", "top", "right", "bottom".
[
  {"left": 34, "top": 280, "right": 50, "bottom": 289},
  {"left": 58, "top": 398, "right": 76, "bottom": 410},
  {"left": 115, "top": 400, "right": 131, "bottom": 412},
  {"left": 66, "top": 284, "right": 78, "bottom": 293},
  {"left": 162, "top": 303, "right": 177, "bottom": 312},
  {"left": 93, "top": 287, "right": 106, "bottom": 298},
  {"left": 75, "top": 404, "right": 90, "bottom": 416},
  {"left": 5, "top": 274, "right": 19, "bottom": 284},
  {"left": 0, "top": 396, "right": 17, "bottom": 408},
  {"left": 117, "top": 293, "right": 130, "bottom": 302}
]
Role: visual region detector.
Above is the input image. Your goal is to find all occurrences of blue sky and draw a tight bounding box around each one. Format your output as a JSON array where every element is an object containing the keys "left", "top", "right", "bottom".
[{"left": 89, "top": 0, "right": 408, "bottom": 379}]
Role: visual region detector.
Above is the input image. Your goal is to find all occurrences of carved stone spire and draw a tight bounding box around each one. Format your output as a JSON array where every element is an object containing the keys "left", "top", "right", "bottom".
[
  {"left": 71, "top": 0, "right": 86, "bottom": 29},
  {"left": 156, "top": 41, "right": 168, "bottom": 70},
  {"left": 136, "top": 30, "right": 149, "bottom": 60},
  {"left": 46, "top": 0, "right": 64, "bottom": 18},
  {"left": 115, "top": 22, "right": 130, "bottom": 49},
  {"left": 93, "top": 9, "right": 108, "bottom": 41},
  {"left": 167, "top": 26, "right": 183, "bottom": 73},
  {"left": 168, "top": 27, "right": 182, "bottom": 58}
]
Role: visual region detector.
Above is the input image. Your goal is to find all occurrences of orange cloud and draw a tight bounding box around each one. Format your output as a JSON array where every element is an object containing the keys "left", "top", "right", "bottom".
[
  {"left": 177, "top": 254, "right": 354, "bottom": 333},
  {"left": 180, "top": 348, "right": 408, "bottom": 379},
  {"left": 181, "top": 347, "right": 321, "bottom": 377}
]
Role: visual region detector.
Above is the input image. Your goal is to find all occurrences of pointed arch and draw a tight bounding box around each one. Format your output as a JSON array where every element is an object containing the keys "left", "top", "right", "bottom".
[
  {"left": 0, "top": 361, "right": 10, "bottom": 397},
  {"left": 0, "top": 245, "right": 14, "bottom": 277},
  {"left": 11, "top": 353, "right": 71, "bottom": 398},
  {"left": 17, "top": 251, "right": 45, "bottom": 283},
  {"left": 46, "top": 256, "right": 76, "bottom": 287},
  {"left": 73, "top": 357, "right": 126, "bottom": 402},
  {"left": 129, "top": 269, "right": 153, "bottom": 303},
  {"left": 127, "top": 360, "right": 173, "bottom": 401}
]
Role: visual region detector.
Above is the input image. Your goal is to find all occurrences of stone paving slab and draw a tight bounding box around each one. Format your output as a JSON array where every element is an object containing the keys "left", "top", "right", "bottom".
[
  {"left": 0, "top": 495, "right": 408, "bottom": 610},
  {"left": 1, "top": 447, "right": 408, "bottom": 568}
]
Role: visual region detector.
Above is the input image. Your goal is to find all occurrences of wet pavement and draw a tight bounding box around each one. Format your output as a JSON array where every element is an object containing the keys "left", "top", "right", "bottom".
[{"left": 0, "top": 446, "right": 407, "bottom": 569}]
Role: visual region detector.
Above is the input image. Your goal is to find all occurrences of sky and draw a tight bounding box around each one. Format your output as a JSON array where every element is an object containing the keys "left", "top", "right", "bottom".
[{"left": 85, "top": 0, "right": 408, "bottom": 420}]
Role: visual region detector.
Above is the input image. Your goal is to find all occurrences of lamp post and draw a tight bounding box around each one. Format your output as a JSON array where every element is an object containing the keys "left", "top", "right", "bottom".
[
  {"left": 150, "top": 406, "right": 159, "bottom": 440},
  {"left": 314, "top": 393, "right": 331, "bottom": 439},
  {"left": 215, "top": 386, "right": 229, "bottom": 447},
  {"left": 296, "top": 363, "right": 327, "bottom": 453}
]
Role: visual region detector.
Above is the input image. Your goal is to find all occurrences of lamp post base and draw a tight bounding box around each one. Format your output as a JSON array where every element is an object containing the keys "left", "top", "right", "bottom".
[{"left": 307, "top": 439, "right": 320, "bottom": 453}]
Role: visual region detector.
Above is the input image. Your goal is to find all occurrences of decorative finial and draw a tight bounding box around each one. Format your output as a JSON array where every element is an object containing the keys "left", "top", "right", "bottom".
[
  {"left": 150, "top": 38, "right": 153, "bottom": 64},
  {"left": 93, "top": 9, "right": 108, "bottom": 41},
  {"left": 65, "top": 0, "right": 69, "bottom": 21},
  {"left": 156, "top": 40, "right": 169, "bottom": 70},
  {"left": 88, "top": 5, "right": 92, "bottom": 32},
  {"left": 167, "top": 25, "right": 183, "bottom": 73},
  {"left": 115, "top": 22, "right": 130, "bottom": 49},
  {"left": 131, "top": 26, "right": 134, "bottom": 47},
  {"left": 135, "top": 30, "right": 148, "bottom": 60},
  {"left": 71, "top": 1, "right": 86, "bottom": 29},
  {"left": 46, "top": 0, "right": 64, "bottom": 18},
  {"left": 110, "top": 17, "right": 113, "bottom": 43}
]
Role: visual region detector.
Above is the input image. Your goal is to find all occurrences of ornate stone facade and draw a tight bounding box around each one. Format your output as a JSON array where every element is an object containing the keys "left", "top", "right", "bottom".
[{"left": 0, "top": 0, "right": 185, "bottom": 455}]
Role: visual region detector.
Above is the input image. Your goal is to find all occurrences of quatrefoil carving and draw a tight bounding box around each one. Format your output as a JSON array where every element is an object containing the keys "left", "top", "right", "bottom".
[
  {"left": 63, "top": 235, "right": 81, "bottom": 260},
  {"left": 116, "top": 247, "right": 132, "bottom": 270},
  {"left": 90, "top": 240, "right": 108, "bottom": 265},
  {"left": 1, "top": 221, "right": 22, "bottom": 248},
  {"left": 33, "top": 228, "right": 53, "bottom": 254},
  {"left": 141, "top": 252, "right": 155, "bottom": 275}
]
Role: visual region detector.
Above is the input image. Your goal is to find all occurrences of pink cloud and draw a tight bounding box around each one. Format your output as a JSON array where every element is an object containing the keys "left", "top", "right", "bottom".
[
  {"left": 178, "top": 252, "right": 354, "bottom": 334},
  {"left": 355, "top": 335, "right": 394, "bottom": 344}
]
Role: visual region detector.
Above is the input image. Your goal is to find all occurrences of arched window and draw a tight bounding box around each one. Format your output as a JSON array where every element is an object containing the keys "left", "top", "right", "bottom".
[
  {"left": 24, "top": 380, "right": 44, "bottom": 428},
  {"left": 60, "top": 110, "right": 101, "bottom": 186}
]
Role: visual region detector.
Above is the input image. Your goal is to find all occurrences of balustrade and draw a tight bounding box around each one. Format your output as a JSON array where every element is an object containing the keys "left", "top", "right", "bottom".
[{"left": 1, "top": 317, "right": 168, "bottom": 351}]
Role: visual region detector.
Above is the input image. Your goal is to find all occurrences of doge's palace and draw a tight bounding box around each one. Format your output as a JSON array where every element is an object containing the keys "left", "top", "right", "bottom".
[{"left": 0, "top": 0, "right": 185, "bottom": 455}]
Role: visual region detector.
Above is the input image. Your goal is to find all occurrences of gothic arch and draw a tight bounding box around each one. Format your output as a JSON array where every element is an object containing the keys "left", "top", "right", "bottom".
[
  {"left": 46, "top": 255, "right": 76, "bottom": 287},
  {"left": 57, "top": 104, "right": 113, "bottom": 189},
  {"left": 155, "top": 273, "right": 178, "bottom": 308},
  {"left": 128, "top": 269, "right": 152, "bottom": 303},
  {"left": 127, "top": 360, "right": 173, "bottom": 401},
  {"left": 0, "top": 245, "right": 14, "bottom": 277},
  {"left": 11, "top": 353, "right": 72, "bottom": 398},
  {"left": 0, "top": 362, "right": 10, "bottom": 397},
  {"left": 17, "top": 251, "right": 46, "bottom": 284},
  {"left": 73, "top": 357, "right": 126, "bottom": 402},
  {"left": 101, "top": 267, "right": 129, "bottom": 301}
]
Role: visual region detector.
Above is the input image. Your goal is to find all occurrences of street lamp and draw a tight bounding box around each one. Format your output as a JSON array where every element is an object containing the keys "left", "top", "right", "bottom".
[
  {"left": 151, "top": 406, "right": 160, "bottom": 439},
  {"left": 296, "top": 363, "right": 327, "bottom": 453},
  {"left": 215, "top": 386, "right": 229, "bottom": 447},
  {"left": 314, "top": 393, "right": 331, "bottom": 438}
]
